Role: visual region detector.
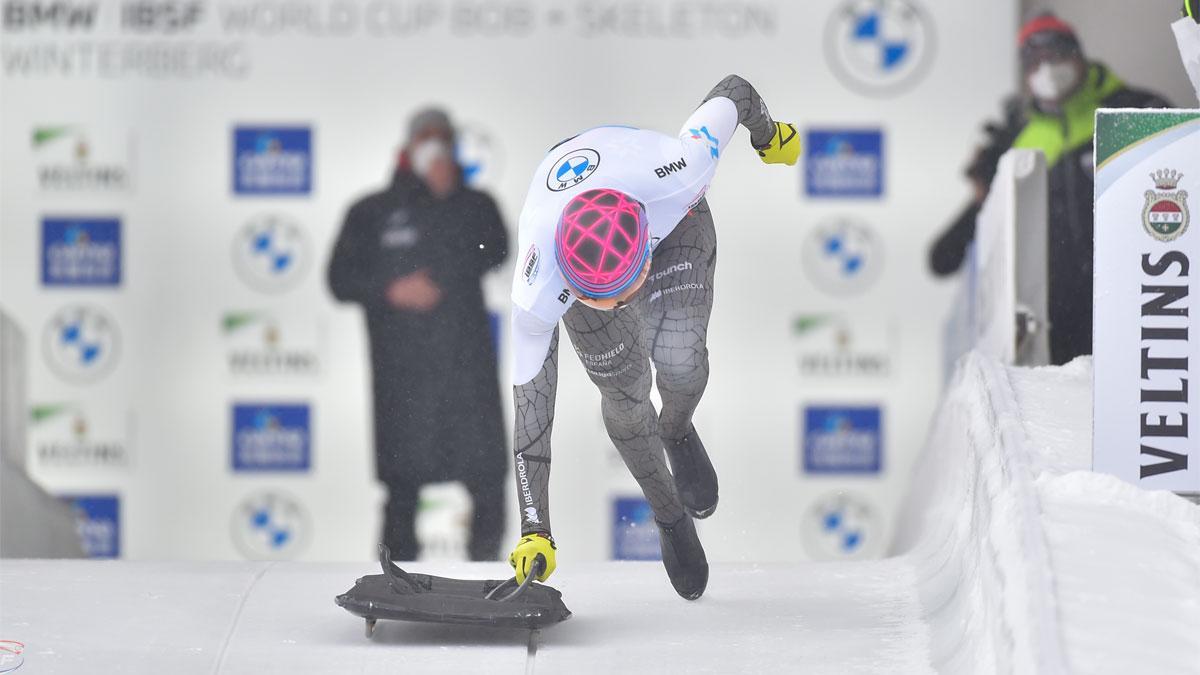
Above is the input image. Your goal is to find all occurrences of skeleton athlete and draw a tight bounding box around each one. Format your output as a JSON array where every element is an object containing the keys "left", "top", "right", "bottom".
[{"left": 506, "top": 75, "right": 800, "bottom": 600}]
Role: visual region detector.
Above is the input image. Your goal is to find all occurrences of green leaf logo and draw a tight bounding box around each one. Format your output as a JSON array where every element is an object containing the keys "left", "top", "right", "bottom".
[
  {"left": 30, "top": 403, "right": 73, "bottom": 424},
  {"left": 222, "top": 312, "right": 262, "bottom": 333},
  {"left": 32, "top": 126, "right": 73, "bottom": 148},
  {"left": 793, "top": 315, "right": 831, "bottom": 336}
]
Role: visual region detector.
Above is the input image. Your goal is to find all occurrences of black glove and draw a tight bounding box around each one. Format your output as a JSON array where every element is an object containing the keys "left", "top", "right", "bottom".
[{"left": 1187, "top": 0, "right": 1199, "bottom": 23}]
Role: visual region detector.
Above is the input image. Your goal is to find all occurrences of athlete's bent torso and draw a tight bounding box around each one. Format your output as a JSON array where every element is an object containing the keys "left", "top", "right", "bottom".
[{"left": 505, "top": 75, "right": 799, "bottom": 599}]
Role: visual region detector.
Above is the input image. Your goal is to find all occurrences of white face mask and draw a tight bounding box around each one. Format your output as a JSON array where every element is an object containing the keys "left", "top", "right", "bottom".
[
  {"left": 1027, "top": 61, "right": 1080, "bottom": 103},
  {"left": 410, "top": 138, "right": 450, "bottom": 177}
]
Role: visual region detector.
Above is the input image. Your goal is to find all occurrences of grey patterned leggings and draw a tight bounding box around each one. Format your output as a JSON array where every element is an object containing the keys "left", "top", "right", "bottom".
[{"left": 513, "top": 200, "right": 717, "bottom": 534}]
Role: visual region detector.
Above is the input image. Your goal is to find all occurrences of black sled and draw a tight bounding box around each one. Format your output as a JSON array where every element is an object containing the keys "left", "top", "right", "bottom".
[{"left": 335, "top": 545, "right": 572, "bottom": 636}]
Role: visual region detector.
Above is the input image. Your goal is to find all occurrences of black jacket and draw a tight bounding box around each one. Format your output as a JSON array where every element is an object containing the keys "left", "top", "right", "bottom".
[
  {"left": 328, "top": 170, "right": 510, "bottom": 483},
  {"left": 929, "top": 64, "right": 1171, "bottom": 364}
]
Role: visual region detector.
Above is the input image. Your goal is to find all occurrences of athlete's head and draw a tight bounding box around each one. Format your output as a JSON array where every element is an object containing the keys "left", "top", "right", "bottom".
[{"left": 555, "top": 188, "right": 652, "bottom": 311}]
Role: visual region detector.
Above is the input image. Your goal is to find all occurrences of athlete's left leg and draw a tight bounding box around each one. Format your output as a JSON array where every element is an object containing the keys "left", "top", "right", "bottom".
[
  {"left": 640, "top": 200, "right": 717, "bottom": 439},
  {"left": 637, "top": 199, "right": 719, "bottom": 518}
]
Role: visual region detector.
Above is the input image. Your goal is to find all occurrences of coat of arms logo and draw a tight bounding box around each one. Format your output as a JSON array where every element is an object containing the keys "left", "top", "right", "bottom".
[{"left": 1143, "top": 169, "right": 1190, "bottom": 242}]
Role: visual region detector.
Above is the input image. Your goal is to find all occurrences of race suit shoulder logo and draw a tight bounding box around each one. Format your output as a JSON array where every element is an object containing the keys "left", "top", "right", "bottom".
[
  {"left": 547, "top": 148, "right": 599, "bottom": 191},
  {"left": 825, "top": 0, "right": 935, "bottom": 97},
  {"left": 1143, "top": 169, "right": 1189, "bottom": 242},
  {"left": 523, "top": 244, "right": 541, "bottom": 285},
  {"left": 231, "top": 491, "right": 310, "bottom": 560},
  {"left": 232, "top": 213, "right": 310, "bottom": 293},
  {"left": 41, "top": 216, "right": 121, "bottom": 287},
  {"left": 42, "top": 305, "right": 120, "bottom": 383},
  {"left": 232, "top": 126, "right": 312, "bottom": 195},
  {"left": 802, "top": 218, "right": 883, "bottom": 296},
  {"left": 688, "top": 127, "right": 719, "bottom": 158}
]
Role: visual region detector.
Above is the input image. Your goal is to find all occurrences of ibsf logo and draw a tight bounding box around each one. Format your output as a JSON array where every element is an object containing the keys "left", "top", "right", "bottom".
[
  {"left": 231, "top": 491, "right": 310, "bottom": 560},
  {"left": 222, "top": 312, "right": 321, "bottom": 377},
  {"left": 30, "top": 403, "right": 132, "bottom": 469},
  {"left": 31, "top": 125, "right": 132, "bottom": 192},
  {"left": 0, "top": 640, "right": 23, "bottom": 673},
  {"left": 232, "top": 214, "right": 310, "bottom": 293},
  {"left": 802, "top": 218, "right": 883, "bottom": 296},
  {"left": 546, "top": 148, "right": 599, "bottom": 191},
  {"left": 612, "top": 497, "right": 661, "bottom": 561},
  {"left": 232, "top": 126, "right": 312, "bottom": 195},
  {"left": 1143, "top": 169, "right": 1190, "bottom": 242},
  {"left": 41, "top": 216, "right": 121, "bottom": 287},
  {"left": 61, "top": 494, "right": 120, "bottom": 558},
  {"left": 41, "top": 305, "right": 120, "bottom": 383},
  {"left": 802, "top": 491, "right": 881, "bottom": 561},
  {"left": 231, "top": 404, "right": 311, "bottom": 472},
  {"left": 825, "top": 0, "right": 935, "bottom": 97},
  {"left": 522, "top": 244, "right": 541, "bottom": 285}
]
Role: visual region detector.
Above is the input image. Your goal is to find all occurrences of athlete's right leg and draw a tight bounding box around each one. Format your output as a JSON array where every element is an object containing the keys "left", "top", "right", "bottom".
[{"left": 561, "top": 304, "right": 684, "bottom": 527}]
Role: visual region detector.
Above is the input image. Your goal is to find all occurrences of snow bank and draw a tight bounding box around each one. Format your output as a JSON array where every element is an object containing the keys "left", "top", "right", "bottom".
[{"left": 896, "top": 352, "right": 1200, "bottom": 674}]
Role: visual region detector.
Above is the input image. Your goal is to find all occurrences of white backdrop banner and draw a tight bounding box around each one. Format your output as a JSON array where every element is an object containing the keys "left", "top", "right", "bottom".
[{"left": 0, "top": 0, "right": 1016, "bottom": 562}]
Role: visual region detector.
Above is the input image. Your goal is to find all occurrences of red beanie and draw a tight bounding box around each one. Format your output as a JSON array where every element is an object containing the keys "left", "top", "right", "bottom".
[{"left": 1019, "top": 14, "right": 1077, "bottom": 48}]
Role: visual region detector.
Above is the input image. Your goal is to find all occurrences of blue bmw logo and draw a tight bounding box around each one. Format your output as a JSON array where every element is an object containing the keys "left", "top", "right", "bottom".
[
  {"left": 547, "top": 148, "right": 600, "bottom": 191},
  {"left": 825, "top": 0, "right": 935, "bottom": 97}
]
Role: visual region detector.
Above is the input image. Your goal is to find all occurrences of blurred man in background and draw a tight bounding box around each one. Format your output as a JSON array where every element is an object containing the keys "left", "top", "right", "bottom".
[
  {"left": 328, "top": 109, "right": 509, "bottom": 561},
  {"left": 929, "top": 12, "right": 1171, "bottom": 364}
]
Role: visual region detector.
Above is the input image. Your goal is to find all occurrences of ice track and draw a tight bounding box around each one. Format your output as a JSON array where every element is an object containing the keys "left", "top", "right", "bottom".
[{"left": 2, "top": 353, "right": 1198, "bottom": 673}]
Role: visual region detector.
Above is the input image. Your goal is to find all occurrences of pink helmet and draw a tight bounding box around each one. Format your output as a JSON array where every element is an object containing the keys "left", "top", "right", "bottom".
[{"left": 554, "top": 188, "right": 651, "bottom": 299}]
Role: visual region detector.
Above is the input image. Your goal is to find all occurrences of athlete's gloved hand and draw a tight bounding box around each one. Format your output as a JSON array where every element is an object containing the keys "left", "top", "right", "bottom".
[
  {"left": 1186, "top": 0, "right": 1200, "bottom": 23},
  {"left": 508, "top": 533, "right": 556, "bottom": 584},
  {"left": 755, "top": 121, "right": 801, "bottom": 166}
]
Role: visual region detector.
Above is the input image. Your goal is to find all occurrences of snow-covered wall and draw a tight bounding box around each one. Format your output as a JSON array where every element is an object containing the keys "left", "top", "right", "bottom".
[{"left": 896, "top": 353, "right": 1200, "bottom": 673}]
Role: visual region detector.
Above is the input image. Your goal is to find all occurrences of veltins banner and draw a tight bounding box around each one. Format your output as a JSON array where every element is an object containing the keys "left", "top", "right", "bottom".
[{"left": 1094, "top": 109, "right": 1200, "bottom": 495}]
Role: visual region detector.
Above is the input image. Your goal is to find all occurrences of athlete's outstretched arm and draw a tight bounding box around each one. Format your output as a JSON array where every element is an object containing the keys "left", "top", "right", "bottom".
[
  {"left": 701, "top": 74, "right": 777, "bottom": 149},
  {"left": 512, "top": 326, "right": 559, "bottom": 537},
  {"left": 680, "top": 74, "right": 799, "bottom": 165},
  {"left": 505, "top": 324, "right": 561, "bottom": 583}
]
